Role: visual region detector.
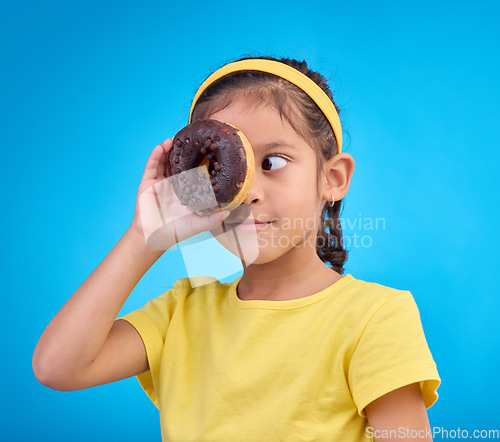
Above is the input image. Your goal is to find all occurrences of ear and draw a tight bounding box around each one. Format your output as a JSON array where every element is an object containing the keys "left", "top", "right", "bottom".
[{"left": 321, "top": 153, "right": 355, "bottom": 202}]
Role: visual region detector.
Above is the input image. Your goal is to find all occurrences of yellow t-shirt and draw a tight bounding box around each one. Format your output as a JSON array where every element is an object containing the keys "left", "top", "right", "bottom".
[{"left": 118, "top": 273, "right": 440, "bottom": 441}]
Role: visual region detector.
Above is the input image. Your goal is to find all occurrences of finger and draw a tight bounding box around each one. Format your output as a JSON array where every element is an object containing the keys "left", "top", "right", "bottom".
[
  {"left": 191, "top": 210, "right": 231, "bottom": 237},
  {"left": 169, "top": 209, "right": 231, "bottom": 244},
  {"left": 157, "top": 150, "right": 167, "bottom": 179},
  {"left": 160, "top": 138, "right": 174, "bottom": 152},
  {"left": 158, "top": 139, "right": 173, "bottom": 179},
  {"left": 204, "top": 210, "right": 231, "bottom": 230},
  {"left": 141, "top": 144, "right": 165, "bottom": 182}
]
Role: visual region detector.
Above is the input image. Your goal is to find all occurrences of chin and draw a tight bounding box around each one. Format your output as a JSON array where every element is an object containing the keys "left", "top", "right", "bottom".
[{"left": 243, "top": 248, "right": 282, "bottom": 266}]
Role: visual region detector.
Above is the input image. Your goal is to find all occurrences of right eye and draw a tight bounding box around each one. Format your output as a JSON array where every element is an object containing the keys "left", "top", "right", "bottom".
[{"left": 262, "top": 155, "right": 289, "bottom": 171}]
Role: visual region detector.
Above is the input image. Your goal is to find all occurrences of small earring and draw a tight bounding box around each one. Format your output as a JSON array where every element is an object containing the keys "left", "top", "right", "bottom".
[{"left": 329, "top": 194, "right": 335, "bottom": 208}]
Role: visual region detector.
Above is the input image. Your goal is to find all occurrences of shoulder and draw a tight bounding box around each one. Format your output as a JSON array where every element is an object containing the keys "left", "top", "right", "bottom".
[
  {"left": 345, "top": 274, "right": 410, "bottom": 302},
  {"left": 335, "top": 274, "right": 418, "bottom": 322},
  {"left": 331, "top": 275, "right": 428, "bottom": 355},
  {"left": 172, "top": 275, "right": 231, "bottom": 290},
  {"left": 343, "top": 276, "right": 431, "bottom": 348},
  {"left": 170, "top": 275, "right": 234, "bottom": 300}
]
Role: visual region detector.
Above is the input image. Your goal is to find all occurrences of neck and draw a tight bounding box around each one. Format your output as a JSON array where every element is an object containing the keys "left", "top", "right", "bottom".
[{"left": 237, "top": 238, "right": 342, "bottom": 301}]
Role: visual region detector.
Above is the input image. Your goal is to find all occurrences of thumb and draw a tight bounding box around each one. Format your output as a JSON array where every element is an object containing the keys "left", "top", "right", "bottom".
[{"left": 207, "top": 210, "right": 231, "bottom": 227}]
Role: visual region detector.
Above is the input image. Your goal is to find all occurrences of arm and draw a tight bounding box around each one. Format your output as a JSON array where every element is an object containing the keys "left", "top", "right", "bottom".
[
  {"left": 32, "top": 140, "right": 173, "bottom": 390},
  {"left": 365, "top": 382, "right": 433, "bottom": 441},
  {"left": 33, "top": 138, "right": 229, "bottom": 391},
  {"left": 32, "top": 226, "right": 168, "bottom": 390}
]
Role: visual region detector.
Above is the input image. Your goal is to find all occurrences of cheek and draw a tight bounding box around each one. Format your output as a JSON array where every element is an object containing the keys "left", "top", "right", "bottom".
[{"left": 269, "top": 166, "right": 320, "bottom": 208}]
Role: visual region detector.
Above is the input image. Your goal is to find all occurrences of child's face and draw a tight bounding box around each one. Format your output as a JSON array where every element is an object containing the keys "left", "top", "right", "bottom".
[{"left": 208, "top": 98, "right": 326, "bottom": 265}]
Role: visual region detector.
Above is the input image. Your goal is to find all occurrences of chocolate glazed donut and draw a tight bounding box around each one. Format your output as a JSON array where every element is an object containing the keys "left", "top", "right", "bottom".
[{"left": 167, "top": 119, "right": 255, "bottom": 215}]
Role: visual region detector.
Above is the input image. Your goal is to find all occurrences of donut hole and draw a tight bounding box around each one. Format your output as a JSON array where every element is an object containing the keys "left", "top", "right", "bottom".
[
  {"left": 198, "top": 155, "right": 217, "bottom": 179},
  {"left": 199, "top": 157, "right": 212, "bottom": 178}
]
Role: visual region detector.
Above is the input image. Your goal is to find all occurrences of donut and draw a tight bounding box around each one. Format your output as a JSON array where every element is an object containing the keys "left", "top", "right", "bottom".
[{"left": 166, "top": 119, "right": 255, "bottom": 215}]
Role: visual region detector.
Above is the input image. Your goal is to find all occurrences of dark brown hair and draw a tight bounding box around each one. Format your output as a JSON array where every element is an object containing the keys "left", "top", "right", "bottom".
[{"left": 191, "top": 55, "right": 348, "bottom": 274}]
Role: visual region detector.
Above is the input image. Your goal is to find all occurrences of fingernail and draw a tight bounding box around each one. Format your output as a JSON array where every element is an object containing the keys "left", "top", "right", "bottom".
[{"left": 221, "top": 210, "right": 231, "bottom": 219}]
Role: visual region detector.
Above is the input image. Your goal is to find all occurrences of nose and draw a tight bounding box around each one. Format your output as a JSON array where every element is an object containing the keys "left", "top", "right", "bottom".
[
  {"left": 242, "top": 169, "right": 264, "bottom": 206},
  {"left": 225, "top": 169, "right": 264, "bottom": 224}
]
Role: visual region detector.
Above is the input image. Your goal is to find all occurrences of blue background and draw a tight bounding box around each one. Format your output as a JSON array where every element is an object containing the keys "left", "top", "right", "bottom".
[{"left": 2, "top": 0, "right": 499, "bottom": 440}]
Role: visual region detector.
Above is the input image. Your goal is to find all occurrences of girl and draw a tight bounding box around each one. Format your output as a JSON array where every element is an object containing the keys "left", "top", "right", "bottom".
[{"left": 33, "top": 55, "right": 440, "bottom": 441}]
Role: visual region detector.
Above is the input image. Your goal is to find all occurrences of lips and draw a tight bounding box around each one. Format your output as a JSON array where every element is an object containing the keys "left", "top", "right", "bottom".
[
  {"left": 226, "top": 216, "right": 277, "bottom": 226},
  {"left": 226, "top": 219, "right": 271, "bottom": 226},
  {"left": 224, "top": 205, "right": 277, "bottom": 226}
]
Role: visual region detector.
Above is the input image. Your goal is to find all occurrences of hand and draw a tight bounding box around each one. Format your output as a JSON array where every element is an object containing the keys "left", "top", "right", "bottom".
[{"left": 129, "top": 139, "right": 230, "bottom": 250}]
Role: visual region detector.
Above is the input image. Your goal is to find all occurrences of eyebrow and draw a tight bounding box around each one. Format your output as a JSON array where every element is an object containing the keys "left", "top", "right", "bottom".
[{"left": 257, "top": 141, "right": 297, "bottom": 151}]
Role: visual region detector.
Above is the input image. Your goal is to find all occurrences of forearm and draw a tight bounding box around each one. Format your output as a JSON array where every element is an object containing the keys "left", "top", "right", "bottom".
[{"left": 33, "top": 227, "right": 168, "bottom": 384}]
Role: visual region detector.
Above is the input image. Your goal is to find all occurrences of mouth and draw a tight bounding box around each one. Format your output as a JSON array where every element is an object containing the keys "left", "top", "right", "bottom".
[
  {"left": 226, "top": 220, "right": 274, "bottom": 232},
  {"left": 226, "top": 220, "right": 274, "bottom": 226},
  {"left": 225, "top": 215, "right": 278, "bottom": 227},
  {"left": 224, "top": 204, "right": 278, "bottom": 228}
]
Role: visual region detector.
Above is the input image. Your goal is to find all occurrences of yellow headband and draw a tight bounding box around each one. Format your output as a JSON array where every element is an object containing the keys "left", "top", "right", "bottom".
[{"left": 189, "top": 59, "right": 342, "bottom": 154}]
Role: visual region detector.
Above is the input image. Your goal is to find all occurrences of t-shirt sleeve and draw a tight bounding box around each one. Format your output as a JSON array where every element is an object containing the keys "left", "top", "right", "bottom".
[
  {"left": 348, "top": 290, "right": 441, "bottom": 418},
  {"left": 116, "top": 281, "right": 183, "bottom": 409}
]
